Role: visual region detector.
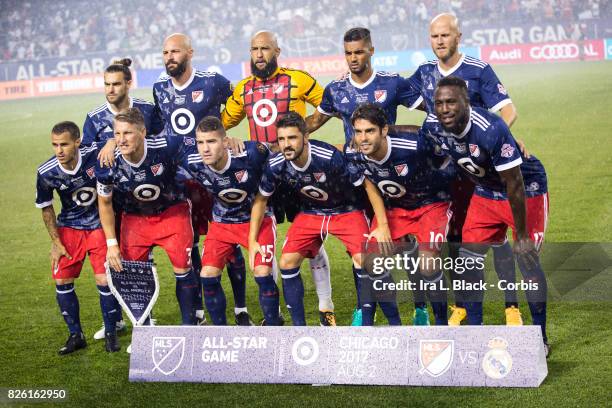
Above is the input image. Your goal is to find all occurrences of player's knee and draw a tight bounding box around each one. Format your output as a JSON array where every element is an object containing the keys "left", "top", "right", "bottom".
[
  {"left": 200, "top": 266, "right": 222, "bottom": 278},
  {"left": 351, "top": 253, "right": 363, "bottom": 269},
  {"left": 94, "top": 274, "right": 108, "bottom": 286},
  {"left": 55, "top": 278, "right": 75, "bottom": 285},
  {"left": 253, "top": 266, "right": 272, "bottom": 278},
  {"left": 279, "top": 253, "right": 302, "bottom": 270}
]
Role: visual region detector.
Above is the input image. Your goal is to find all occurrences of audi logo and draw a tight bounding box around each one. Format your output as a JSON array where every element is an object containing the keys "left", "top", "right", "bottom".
[{"left": 530, "top": 44, "right": 579, "bottom": 60}]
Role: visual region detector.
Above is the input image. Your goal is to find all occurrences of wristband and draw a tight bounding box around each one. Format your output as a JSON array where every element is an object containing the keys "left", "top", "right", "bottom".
[{"left": 106, "top": 238, "right": 118, "bottom": 247}]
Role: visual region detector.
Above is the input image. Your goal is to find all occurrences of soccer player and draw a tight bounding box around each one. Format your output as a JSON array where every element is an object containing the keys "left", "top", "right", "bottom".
[
  {"left": 350, "top": 103, "right": 453, "bottom": 325},
  {"left": 180, "top": 117, "right": 281, "bottom": 325},
  {"left": 36, "top": 121, "right": 121, "bottom": 354},
  {"left": 222, "top": 30, "right": 335, "bottom": 324},
  {"left": 408, "top": 13, "right": 524, "bottom": 326},
  {"left": 96, "top": 108, "right": 200, "bottom": 326},
  {"left": 249, "top": 112, "right": 396, "bottom": 326},
  {"left": 154, "top": 33, "right": 250, "bottom": 325},
  {"left": 422, "top": 77, "right": 549, "bottom": 355}
]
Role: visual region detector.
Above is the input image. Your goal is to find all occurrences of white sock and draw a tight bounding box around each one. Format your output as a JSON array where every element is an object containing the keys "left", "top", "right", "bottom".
[
  {"left": 234, "top": 307, "right": 248, "bottom": 315},
  {"left": 309, "top": 246, "right": 334, "bottom": 311}
]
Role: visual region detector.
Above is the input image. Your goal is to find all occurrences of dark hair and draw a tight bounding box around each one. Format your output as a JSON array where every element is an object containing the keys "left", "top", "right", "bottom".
[
  {"left": 343, "top": 27, "right": 372, "bottom": 45},
  {"left": 51, "top": 121, "right": 80, "bottom": 140},
  {"left": 196, "top": 116, "right": 226, "bottom": 136},
  {"left": 436, "top": 75, "right": 469, "bottom": 100},
  {"left": 350, "top": 103, "right": 388, "bottom": 129},
  {"left": 276, "top": 112, "right": 307, "bottom": 136},
  {"left": 114, "top": 107, "right": 145, "bottom": 129},
  {"left": 105, "top": 58, "right": 132, "bottom": 81}
]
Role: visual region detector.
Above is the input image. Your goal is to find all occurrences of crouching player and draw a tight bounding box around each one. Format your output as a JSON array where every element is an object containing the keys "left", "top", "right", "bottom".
[
  {"left": 96, "top": 108, "right": 200, "bottom": 326},
  {"left": 249, "top": 112, "right": 395, "bottom": 326},
  {"left": 423, "top": 77, "right": 550, "bottom": 355},
  {"left": 180, "top": 117, "right": 281, "bottom": 325},
  {"left": 350, "top": 104, "right": 453, "bottom": 325},
  {"left": 36, "top": 121, "right": 121, "bottom": 354}
]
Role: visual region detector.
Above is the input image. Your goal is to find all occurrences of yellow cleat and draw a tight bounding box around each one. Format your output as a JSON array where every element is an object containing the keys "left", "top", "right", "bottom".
[
  {"left": 505, "top": 306, "right": 523, "bottom": 326},
  {"left": 319, "top": 310, "right": 337, "bottom": 326},
  {"left": 448, "top": 305, "right": 467, "bottom": 326}
]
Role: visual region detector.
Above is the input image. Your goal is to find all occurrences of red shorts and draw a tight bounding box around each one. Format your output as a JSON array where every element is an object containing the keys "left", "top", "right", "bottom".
[
  {"left": 202, "top": 216, "right": 276, "bottom": 269},
  {"left": 120, "top": 201, "right": 194, "bottom": 269},
  {"left": 53, "top": 227, "right": 106, "bottom": 279},
  {"left": 282, "top": 210, "right": 369, "bottom": 258},
  {"left": 185, "top": 180, "right": 213, "bottom": 236},
  {"left": 463, "top": 193, "right": 549, "bottom": 249},
  {"left": 370, "top": 202, "right": 452, "bottom": 251},
  {"left": 448, "top": 175, "right": 475, "bottom": 240}
]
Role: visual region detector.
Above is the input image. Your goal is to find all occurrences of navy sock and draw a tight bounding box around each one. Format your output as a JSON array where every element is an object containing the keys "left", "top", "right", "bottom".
[
  {"left": 352, "top": 265, "right": 361, "bottom": 309},
  {"left": 175, "top": 270, "right": 198, "bottom": 325},
  {"left": 200, "top": 276, "right": 227, "bottom": 325},
  {"left": 379, "top": 301, "right": 402, "bottom": 325},
  {"left": 424, "top": 271, "right": 448, "bottom": 325},
  {"left": 464, "top": 302, "right": 483, "bottom": 325},
  {"left": 358, "top": 273, "right": 376, "bottom": 326},
  {"left": 56, "top": 283, "right": 81, "bottom": 334},
  {"left": 97, "top": 285, "right": 120, "bottom": 333},
  {"left": 191, "top": 237, "right": 202, "bottom": 276},
  {"left": 518, "top": 257, "right": 548, "bottom": 342},
  {"left": 493, "top": 242, "right": 518, "bottom": 307},
  {"left": 280, "top": 267, "right": 305, "bottom": 326},
  {"left": 254, "top": 275, "right": 280, "bottom": 325},
  {"left": 227, "top": 246, "right": 247, "bottom": 309},
  {"left": 458, "top": 247, "right": 486, "bottom": 325},
  {"left": 188, "top": 267, "right": 204, "bottom": 311}
]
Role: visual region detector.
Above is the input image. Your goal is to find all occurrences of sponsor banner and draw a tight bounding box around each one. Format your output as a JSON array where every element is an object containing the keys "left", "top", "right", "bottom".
[
  {"left": 482, "top": 40, "right": 605, "bottom": 64},
  {"left": 136, "top": 63, "right": 243, "bottom": 88},
  {"left": 606, "top": 39, "right": 612, "bottom": 60},
  {"left": 130, "top": 325, "right": 547, "bottom": 387}
]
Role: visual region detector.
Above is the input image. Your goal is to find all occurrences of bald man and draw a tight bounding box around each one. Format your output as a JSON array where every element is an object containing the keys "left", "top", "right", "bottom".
[
  {"left": 153, "top": 33, "right": 254, "bottom": 327},
  {"left": 409, "top": 14, "right": 527, "bottom": 327}
]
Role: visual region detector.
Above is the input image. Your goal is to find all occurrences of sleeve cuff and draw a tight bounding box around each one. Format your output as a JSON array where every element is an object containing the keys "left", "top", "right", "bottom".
[
  {"left": 488, "top": 98, "right": 512, "bottom": 113},
  {"left": 408, "top": 95, "right": 424, "bottom": 110},
  {"left": 495, "top": 157, "right": 523, "bottom": 172},
  {"left": 258, "top": 187, "right": 274, "bottom": 197},
  {"left": 317, "top": 105, "right": 334, "bottom": 116},
  {"left": 35, "top": 201, "right": 53, "bottom": 209},
  {"left": 353, "top": 175, "right": 365, "bottom": 187}
]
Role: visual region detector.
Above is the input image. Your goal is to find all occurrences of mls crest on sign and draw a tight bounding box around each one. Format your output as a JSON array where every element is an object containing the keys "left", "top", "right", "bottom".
[
  {"left": 152, "top": 337, "right": 186, "bottom": 376},
  {"left": 419, "top": 339, "right": 454, "bottom": 377}
]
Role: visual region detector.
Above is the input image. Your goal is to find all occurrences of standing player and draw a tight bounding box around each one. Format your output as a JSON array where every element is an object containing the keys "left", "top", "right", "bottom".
[
  {"left": 96, "top": 108, "right": 200, "bottom": 326},
  {"left": 408, "top": 13, "right": 523, "bottom": 325},
  {"left": 422, "top": 77, "right": 549, "bottom": 355},
  {"left": 249, "top": 112, "right": 397, "bottom": 326},
  {"left": 154, "top": 33, "right": 250, "bottom": 325},
  {"left": 222, "top": 30, "right": 335, "bottom": 324},
  {"left": 181, "top": 117, "right": 281, "bottom": 325},
  {"left": 305, "top": 27, "right": 425, "bottom": 325},
  {"left": 350, "top": 104, "right": 453, "bottom": 325},
  {"left": 36, "top": 121, "right": 121, "bottom": 354}
]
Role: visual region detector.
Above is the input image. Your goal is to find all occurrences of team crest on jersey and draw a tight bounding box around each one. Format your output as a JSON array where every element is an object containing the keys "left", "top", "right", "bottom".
[
  {"left": 454, "top": 143, "right": 467, "bottom": 154},
  {"left": 151, "top": 163, "right": 164, "bottom": 176},
  {"left": 469, "top": 144, "right": 480, "bottom": 157},
  {"left": 394, "top": 164, "right": 409, "bottom": 176},
  {"left": 356, "top": 94, "right": 369, "bottom": 103},
  {"left": 174, "top": 95, "right": 186, "bottom": 105},
  {"left": 377, "top": 168, "right": 389, "bottom": 177},
  {"left": 86, "top": 166, "right": 95, "bottom": 178},
  {"left": 256, "top": 142, "right": 267, "bottom": 154},
  {"left": 234, "top": 170, "right": 249, "bottom": 183},
  {"left": 184, "top": 137, "right": 195, "bottom": 146},
  {"left": 500, "top": 143, "right": 515, "bottom": 158},
  {"left": 313, "top": 172, "right": 326, "bottom": 182},
  {"left": 497, "top": 83, "right": 508, "bottom": 95},
  {"left": 273, "top": 84, "right": 284, "bottom": 94},
  {"left": 374, "top": 90, "right": 387, "bottom": 103},
  {"left": 191, "top": 90, "right": 204, "bottom": 103}
]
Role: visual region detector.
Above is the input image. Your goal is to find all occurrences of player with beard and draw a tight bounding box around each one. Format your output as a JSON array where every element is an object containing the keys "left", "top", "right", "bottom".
[
  {"left": 222, "top": 31, "right": 336, "bottom": 326},
  {"left": 153, "top": 33, "right": 252, "bottom": 326}
]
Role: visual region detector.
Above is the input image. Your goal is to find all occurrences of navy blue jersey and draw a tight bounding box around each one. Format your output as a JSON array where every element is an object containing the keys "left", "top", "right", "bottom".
[
  {"left": 350, "top": 132, "right": 452, "bottom": 210},
  {"left": 318, "top": 71, "right": 421, "bottom": 143},
  {"left": 421, "top": 108, "right": 547, "bottom": 200},
  {"left": 95, "top": 136, "right": 189, "bottom": 215},
  {"left": 182, "top": 141, "right": 271, "bottom": 223},
  {"left": 259, "top": 140, "right": 365, "bottom": 215},
  {"left": 35, "top": 145, "right": 101, "bottom": 230},
  {"left": 82, "top": 97, "right": 164, "bottom": 146},
  {"left": 153, "top": 70, "right": 232, "bottom": 138},
  {"left": 409, "top": 54, "right": 512, "bottom": 114}
]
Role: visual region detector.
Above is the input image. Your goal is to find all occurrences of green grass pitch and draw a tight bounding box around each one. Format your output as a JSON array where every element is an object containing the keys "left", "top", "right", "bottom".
[{"left": 0, "top": 61, "right": 610, "bottom": 407}]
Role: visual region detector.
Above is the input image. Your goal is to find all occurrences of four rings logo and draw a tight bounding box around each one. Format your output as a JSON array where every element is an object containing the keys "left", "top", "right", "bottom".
[{"left": 530, "top": 43, "right": 599, "bottom": 60}]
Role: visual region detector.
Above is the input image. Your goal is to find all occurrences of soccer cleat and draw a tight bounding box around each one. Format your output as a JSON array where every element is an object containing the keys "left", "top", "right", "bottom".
[
  {"left": 319, "top": 311, "right": 336, "bottom": 326},
  {"left": 104, "top": 331, "right": 120, "bottom": 352},
  {"left": 93, "top": 320, "right": 127, "bottom": 340},
  {"left": 58, "top": 332, "right": 87, "bottom": 355},
  {"left": 544, "top": 342, "right": 551, "bottom": 358},
  {"left": 505, "top": 306, "right": 523, "bottom": 326},
  {"left": 260, "top": 312, "right": 285, "bottom": 326},
  {"left": 448, "top": 305, "right": 467, "bottom": 326},
  {"left": 235, "top": 311, "right": 254, "bottom": 326},
  {"left": 350, "top": 308, "right": 363, "bottom": 326},
  {"left": 197, "top": 315, "right": 207, "bottom": 326},
  {"left": 126, "top": 343, "right": 131, "bottom": 354},
  {"left": 413, "top": 307, "right": 430, "bottom": 326}
]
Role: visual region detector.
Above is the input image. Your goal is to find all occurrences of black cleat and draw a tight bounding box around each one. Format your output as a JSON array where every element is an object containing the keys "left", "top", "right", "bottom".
[
  {"left": 260, "top": 312, "right": 286, "bottom": 326},
  {"left": 319, "top": 311, "right": 337, "bottom": 326},
  {"left": 105, "top": 331, "right": 121, "bottom": 353},
  {"left": 235, "top": 311, "right": 254, "bottom": 326},
  {"left": 58, "top": 332, "right": 87, "bottom": 355},
  {"left": 544, "top": 341, "right": 551, "bottom": 358}
]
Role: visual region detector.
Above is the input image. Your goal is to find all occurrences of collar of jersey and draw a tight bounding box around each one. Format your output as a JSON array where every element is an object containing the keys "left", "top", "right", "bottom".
[
  {"left": 171, "top": 69, "right": 196, "bottom": 91},
  {"left": 253, "top": 67, "right": 281, "bottom": 81},
  {"left": 348, "top": 70, "right": 377, "bottom": 89},
  {"left": 209, "top": 149, "right": 232, "bottom": 174},
  {"left": 106, "top": 97, "right": 133, "bottom": 115},
  {"left": 289, "top": 143, "right": 312, "bottom": 172},
  {"left": 123, "top": 139, "right": 148, "bottom": 167},
  {"left": 452, "top": 108, "right": 472, "bottom": 139},
  {"left": 365, "top": 136, "right": 392, "bottom": 165},
  {"left": 437, "top": 53, "right": 465, "bottom": 77},
  {"left": 58, "top": 150, "right": 82, "bottom": 175}
]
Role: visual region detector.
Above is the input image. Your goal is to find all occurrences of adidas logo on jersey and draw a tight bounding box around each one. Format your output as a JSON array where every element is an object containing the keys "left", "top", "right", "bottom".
[
  {"left": 427, "top": 82, "right": 434, "bottom": 90},
  {"left": 163, "top": 96, "right": 169, "bottom": 104},
  {"left": 341, "top": 97, "right": 349, "bottom": 104},
  {"left": 120, "top": 176, "right": 129, "bottom": 182},
  {"left": 103, "top": 126, "right": 113, "bottom": 133},
  {"left": 59, "top": 184, "right": 68, "bottom": 190}
]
